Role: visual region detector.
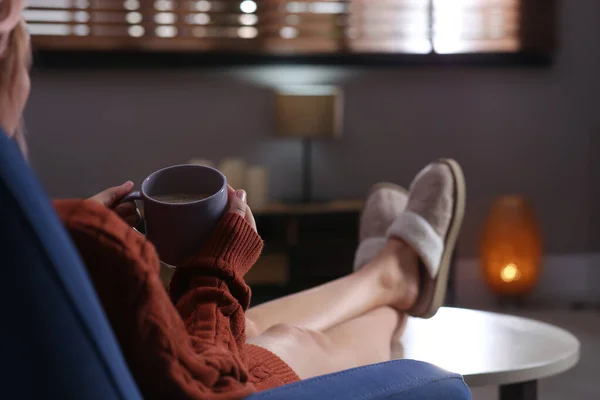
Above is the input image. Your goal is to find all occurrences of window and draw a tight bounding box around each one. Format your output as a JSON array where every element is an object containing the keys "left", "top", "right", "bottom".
[{"left": 25, "top": 0, "right": 556, "bottom": 56}]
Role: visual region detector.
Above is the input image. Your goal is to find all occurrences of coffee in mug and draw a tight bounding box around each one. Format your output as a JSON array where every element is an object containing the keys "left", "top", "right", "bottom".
[{"left": 151, "top": 193, "right": 211, "bottom": 204}]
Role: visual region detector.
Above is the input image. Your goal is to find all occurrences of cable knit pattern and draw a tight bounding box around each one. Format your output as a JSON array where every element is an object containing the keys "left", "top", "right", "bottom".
[
  {"left": 54, "top": 199, "right": 299, "bottom": 400},
  {"left": 169, "top": 213, "right": 263, "bottom": 309}
]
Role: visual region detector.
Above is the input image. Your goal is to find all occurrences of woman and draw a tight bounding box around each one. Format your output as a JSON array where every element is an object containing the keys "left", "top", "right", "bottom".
[{"left": 0, "top": 2, "right": 466, "bottom": 398}]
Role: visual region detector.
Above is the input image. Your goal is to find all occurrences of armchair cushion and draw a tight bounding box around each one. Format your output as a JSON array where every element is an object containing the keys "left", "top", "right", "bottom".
[{"left": 246, "top": 359, "right": 470, "bottom": 400}]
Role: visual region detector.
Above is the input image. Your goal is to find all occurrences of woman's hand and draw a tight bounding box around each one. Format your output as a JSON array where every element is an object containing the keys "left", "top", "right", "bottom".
[
  {"left": 226, "top": 185, "right": 256, "bottom": 232},
  {"left": 89, "top": 181, "right": 140, "bottom": 227},
  {"left": 89, "top": 183, "right": 254, "bottom": 230}
]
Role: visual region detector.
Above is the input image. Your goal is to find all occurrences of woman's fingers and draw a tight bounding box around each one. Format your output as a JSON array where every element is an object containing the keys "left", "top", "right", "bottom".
[
  {"left": 89, "top": 181, "right": 134, "bottom": 208},
  {"left": 227, "top": 185, "right": 247, "bottom": 218},
  {"left": 227, "top": 185, "right": 257, "bottom": 231},
  {"left": 245, "top": 204, "right": 257, "bottom": 231},
  {"left": 114, "top": 202, "right": 141, "bottom": 227},
  {"left": 89, "top": 181, "right": 139, "bottom": 227}
]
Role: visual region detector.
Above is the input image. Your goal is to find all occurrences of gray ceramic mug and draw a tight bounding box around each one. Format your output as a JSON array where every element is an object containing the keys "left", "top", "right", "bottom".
[{"left": 121, "top": 164, "right": 228, "bottom": 266}]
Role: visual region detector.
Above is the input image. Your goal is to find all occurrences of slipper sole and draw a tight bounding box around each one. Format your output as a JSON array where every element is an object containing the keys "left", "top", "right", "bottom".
[{"left": 411, "top": 158, "right": 466, "bottom": 319}]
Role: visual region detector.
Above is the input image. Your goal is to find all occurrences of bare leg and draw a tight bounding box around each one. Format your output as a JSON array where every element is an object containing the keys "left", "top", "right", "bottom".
[
  {"left": 246, "top": 239, "right": 419, "bottom": 336},
  {"left": 247, "top": 307, "right": 407, "bottom": 379}
]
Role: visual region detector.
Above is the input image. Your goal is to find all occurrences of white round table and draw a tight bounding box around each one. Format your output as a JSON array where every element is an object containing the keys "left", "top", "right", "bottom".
[{"left": 393, "top": 307, "right": 580, "bottom": 400}]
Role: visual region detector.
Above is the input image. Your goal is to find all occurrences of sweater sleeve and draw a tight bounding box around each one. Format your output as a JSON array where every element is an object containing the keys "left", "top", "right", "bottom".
[{"left": 54, "top": 199, "right": 263, "bottom": 400}]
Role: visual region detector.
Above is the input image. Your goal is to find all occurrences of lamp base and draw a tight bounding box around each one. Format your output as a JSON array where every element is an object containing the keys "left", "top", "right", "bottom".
[{"left": 300, "top": 138, "right": 314, "bottom": 204}]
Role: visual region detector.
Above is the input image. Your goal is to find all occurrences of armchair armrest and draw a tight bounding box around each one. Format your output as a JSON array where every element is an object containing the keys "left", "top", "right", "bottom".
[{"left": 245, "top": 359, "right": 471, "bottom": 400}]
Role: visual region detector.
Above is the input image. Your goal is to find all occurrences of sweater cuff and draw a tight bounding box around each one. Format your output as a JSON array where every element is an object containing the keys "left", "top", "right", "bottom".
[{"left": 183, "top": 213, "right": 263, "bottom": 277}]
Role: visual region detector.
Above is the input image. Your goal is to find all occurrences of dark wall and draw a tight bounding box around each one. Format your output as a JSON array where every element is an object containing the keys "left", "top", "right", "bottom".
[{"left": 25, "top": 0, "right": 600, "bottom": 258}]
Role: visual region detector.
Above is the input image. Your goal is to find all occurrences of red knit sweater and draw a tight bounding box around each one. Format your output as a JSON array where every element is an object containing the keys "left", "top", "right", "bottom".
[{"left": 54, "top": 199, "right": 299, "bottom": 400}]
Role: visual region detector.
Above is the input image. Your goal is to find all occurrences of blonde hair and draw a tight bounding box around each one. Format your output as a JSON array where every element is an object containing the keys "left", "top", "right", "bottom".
[
  {"left": 0, "top": 1, "right": 28, "bottom": 154},
  {"left": 0, "top": 0, "right": 25, "bottom": 85}
]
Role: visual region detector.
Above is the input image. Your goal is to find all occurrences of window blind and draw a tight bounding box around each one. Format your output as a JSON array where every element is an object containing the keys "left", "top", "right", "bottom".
[{"left": 25, "top": 0, "right": 556, "bottom": 55}]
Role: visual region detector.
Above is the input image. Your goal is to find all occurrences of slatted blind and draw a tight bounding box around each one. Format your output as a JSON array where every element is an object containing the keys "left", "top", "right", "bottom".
[{"left": 25, "top": 0, "right": 556, "bottom": 55}]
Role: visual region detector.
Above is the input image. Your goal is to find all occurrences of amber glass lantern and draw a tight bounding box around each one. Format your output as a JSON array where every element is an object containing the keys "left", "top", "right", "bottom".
[{"left": 480, "top": 196, "right": 542, "bottom": 298}]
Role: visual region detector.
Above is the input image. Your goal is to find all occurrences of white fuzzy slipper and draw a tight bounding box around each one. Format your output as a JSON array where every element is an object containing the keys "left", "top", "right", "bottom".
[
  {"left": 354, "top": 183, "right": 409, "bottom": 271},
  {"left": 386, "top": 159, "right": 466, "bottom": 318}
]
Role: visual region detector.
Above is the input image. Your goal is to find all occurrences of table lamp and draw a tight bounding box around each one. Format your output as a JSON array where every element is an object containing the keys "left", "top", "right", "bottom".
[
  {"left": 275, "top": 85, "right": 343, "bottom": 203},
  {"left": 480, "top": 195, "right": 542, "bottom": 301}
]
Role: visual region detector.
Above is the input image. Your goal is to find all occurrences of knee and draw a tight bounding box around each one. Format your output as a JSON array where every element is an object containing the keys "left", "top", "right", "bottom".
[
  {"left": 245, "top": 318, "right": 260, "bottom": 338},
  {"left": 246, "top": 324, "right": 352, "bottom": 380}
]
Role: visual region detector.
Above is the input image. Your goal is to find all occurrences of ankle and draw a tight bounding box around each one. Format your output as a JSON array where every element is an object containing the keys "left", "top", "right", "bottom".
[{"left": 374, "top": 239, "right": 420, "bottom": 311}]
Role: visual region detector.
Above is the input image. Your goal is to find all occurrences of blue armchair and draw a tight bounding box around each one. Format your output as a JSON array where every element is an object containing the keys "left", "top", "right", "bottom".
[{"left": 0, "top": 134, "right": 470, "bottom": 399}]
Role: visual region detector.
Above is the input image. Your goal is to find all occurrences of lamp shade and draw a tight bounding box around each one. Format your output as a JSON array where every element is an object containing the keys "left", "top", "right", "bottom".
[
  {"left": 275, "top": 85, "right": 343, "bottom": 139},
  {"left": 480, "top": 195, "right": 542, "bottom": 297}
]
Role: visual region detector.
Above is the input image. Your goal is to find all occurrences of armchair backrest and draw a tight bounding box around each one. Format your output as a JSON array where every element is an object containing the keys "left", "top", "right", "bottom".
[{"left": 0, "top": 133, "right": 141, "bottom": 399}]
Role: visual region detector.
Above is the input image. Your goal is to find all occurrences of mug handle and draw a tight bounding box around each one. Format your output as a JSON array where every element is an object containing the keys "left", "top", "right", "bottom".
[
  {"left": 118, "top": 191, "right": 145, "bottom": 234},
  {"left": 120, "top": 190, "right": 142, "bottom": 204},
  {"left": 117, "top": 191, "right": 172, "bottom": 271}
]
